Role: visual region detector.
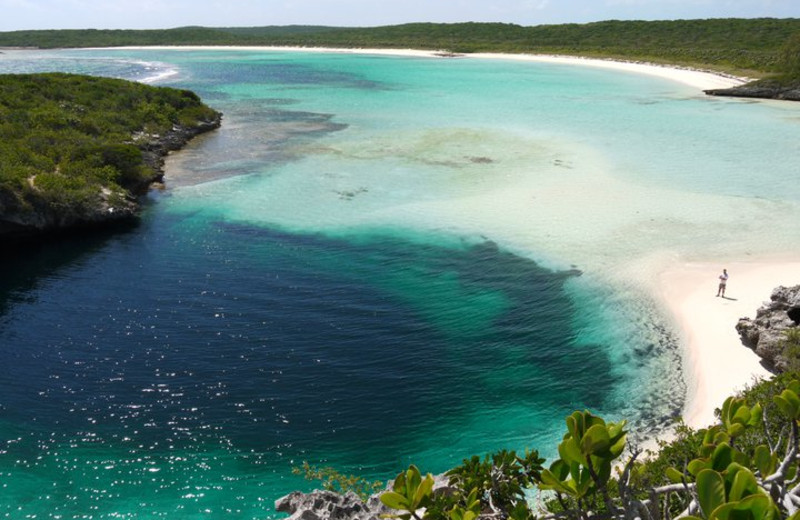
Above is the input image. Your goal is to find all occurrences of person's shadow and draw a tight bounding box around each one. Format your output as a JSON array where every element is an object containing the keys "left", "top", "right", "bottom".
[{"left": 721, "top": 296, "right": 738, "bottom": 301}]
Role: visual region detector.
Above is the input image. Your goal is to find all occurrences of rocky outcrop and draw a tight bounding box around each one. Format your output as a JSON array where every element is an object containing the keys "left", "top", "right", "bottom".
[
  {"left": 275, "top": 475, "right": 454, "bottom": 520},
  {"left": 135, "top": 116, "right": 222, "bottom": 193},
  {"left": 275, "top": 490, "right": 388, "bottom": 520},
  {"left": 736, "top": 285, "right": 800, "bottom": 372},
  {"left": 705, "top": 82, "right": 800, "bottom": 102},
  {"left": 0, "top": 183, "right": 140, "bottom": 239}
]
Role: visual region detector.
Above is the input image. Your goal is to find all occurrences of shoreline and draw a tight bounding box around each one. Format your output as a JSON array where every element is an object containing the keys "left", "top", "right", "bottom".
[
  {"left": 657, "top": 258, "right": 799, "bottom": 429},
  {"left": 104, "top": 44, "right": 781, "bottom": 432},
  {"left": 469, "top": 53, "right": 747, "bottom": 90},
  {"left": 111, "top": 45, "right": 748, "bottom": 91}
]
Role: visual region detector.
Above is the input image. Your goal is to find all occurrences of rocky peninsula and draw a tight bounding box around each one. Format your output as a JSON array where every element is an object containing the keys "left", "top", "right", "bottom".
[
  {"left": 704, "top": 80, "right": 800, "bottom": 101},
  {"left": 0, "top": 73, "right": 221, "bottom": 240}
]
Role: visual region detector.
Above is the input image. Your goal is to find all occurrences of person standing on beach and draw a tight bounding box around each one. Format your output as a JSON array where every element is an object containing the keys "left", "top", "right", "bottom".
[{"left": 717, "top": 269, "right": 729, "bottom": 297}]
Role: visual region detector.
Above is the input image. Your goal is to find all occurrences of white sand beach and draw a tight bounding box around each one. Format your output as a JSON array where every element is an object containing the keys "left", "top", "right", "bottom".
[
  {"left": 470, "top": 52, "right": 746, "bottom": 90},
  {"left": 658, "top": 260, "right": 800, "bottom": 428},
  {"left": 120, "top": 45, "right": 747, "bottom": 91}
]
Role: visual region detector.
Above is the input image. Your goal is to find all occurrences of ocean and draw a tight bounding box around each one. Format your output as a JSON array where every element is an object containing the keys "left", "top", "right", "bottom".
[{"left": 1, "top": 48, "right": 799, "bottom": 519}]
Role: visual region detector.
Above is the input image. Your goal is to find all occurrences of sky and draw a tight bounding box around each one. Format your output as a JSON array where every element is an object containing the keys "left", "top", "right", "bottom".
[{"left": 1, "top": 0, "right": 798, "bottom": 32}]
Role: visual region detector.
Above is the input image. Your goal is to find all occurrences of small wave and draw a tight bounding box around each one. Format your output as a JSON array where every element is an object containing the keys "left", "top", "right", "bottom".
[
  {"left": 0, "top": 52, "right": 180, "bottom": 84},
  {"left": 135, "top": 60, "right": 180, "bottom": 84},
  {"left": 99, "top": 57, "right": 180, "bottom": 84}
]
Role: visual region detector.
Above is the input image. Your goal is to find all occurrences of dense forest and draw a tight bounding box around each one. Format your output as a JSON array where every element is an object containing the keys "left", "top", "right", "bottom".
[
  {"left": 0, "top": 73, "right": 220, "bottom": 236},
  {"left": 2, "top": 18, "right": 800, "bottom": 77}
]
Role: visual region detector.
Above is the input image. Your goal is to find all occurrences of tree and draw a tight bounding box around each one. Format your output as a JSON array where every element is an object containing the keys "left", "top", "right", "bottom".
[{"left": 779, "top": 33, "right": 800, "bottom": 78}]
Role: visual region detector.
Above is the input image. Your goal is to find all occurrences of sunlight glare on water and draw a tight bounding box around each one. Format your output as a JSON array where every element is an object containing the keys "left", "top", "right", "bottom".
[{"left": 0, "top": 47, "right": 798, "bottom": 519}]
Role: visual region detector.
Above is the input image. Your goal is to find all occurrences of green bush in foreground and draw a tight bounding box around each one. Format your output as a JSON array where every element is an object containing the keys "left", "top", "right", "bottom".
[
  {"left": 376, "top": 374, "right": 800, "bottom": 520},
  {"left": 292, "top": 462, "right": 384, "bottom": 500},
  {"left": 783, "top": 329, "right": 800, "bottom": 372}
]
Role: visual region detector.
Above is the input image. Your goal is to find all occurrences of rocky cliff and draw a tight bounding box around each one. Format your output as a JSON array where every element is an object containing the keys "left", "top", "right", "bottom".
[
  {"left": 275, "top": 475, "right": 454, "bottom": 520},
  {"left": 736, "top": 285, "right": 800, "bottom": 372},
  {"left": 136, "top": 116, "right": 222, "bottom": 192}
]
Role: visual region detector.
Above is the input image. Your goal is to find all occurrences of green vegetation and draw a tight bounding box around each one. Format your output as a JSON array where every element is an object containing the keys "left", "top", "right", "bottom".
[
  {"left": 0, "top": 73, "right": 219, "bottom": 229},
  {"left": 383, "top": 450, "right": 546, "bottom": 520},
  {"left": 2, "top": 19, "right": 799, "bottom": 77},
  {"left": 779, "top": 33, "right": 800, "bottom": 77},
  {"left": 782, "top": 329, "right": 800, "bottom": 372},
  {"left": 0, "top": 26, "right": 237, "bottom": 49},
  {"left": 375, "top": 374, "right": 800, "bottom": 519},
  {"left": 292, "top": 462, "right": 384, "bottom": 500}
]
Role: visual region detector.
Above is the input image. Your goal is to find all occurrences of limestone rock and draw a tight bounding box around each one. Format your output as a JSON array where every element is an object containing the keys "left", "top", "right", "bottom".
[
  {"left": 275, "top": 474, "right": 454, "bottom": 520},
  {"left": 736, "top": 285, "right": 800, "bottom": 372},
  {"left": 274, "top": 490, "right": 386, "bottom": 520},
  {"left": 136, "top": 117, "right": 223, "bottom": 193},
  {"left": 704, "top": 82, "right": 800, "bottom": 102}
]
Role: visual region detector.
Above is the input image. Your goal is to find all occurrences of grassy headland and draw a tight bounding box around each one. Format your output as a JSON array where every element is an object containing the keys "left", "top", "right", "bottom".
[
  {"left": 0, "top": 18, "right": 797, "bottom": 236},
  {"left": 2, "top": 18, "right": 799, "bottom": 78},
  {"left": 0, "top": 73, "right": 220, "bottom": 238}
]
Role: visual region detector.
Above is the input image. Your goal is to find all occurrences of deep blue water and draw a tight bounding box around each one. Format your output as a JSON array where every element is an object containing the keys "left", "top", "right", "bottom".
[
  {"left": 0, "top": 207, "right": 606, "bottom": 518},
  {"left": 12, "top": 47, "right": 800, "bottom": 519}
]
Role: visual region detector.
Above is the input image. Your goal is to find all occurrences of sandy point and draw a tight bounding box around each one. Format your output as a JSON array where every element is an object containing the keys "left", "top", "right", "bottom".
[{"left": 657, "top": 259, "right": 800, "bottom": 429}]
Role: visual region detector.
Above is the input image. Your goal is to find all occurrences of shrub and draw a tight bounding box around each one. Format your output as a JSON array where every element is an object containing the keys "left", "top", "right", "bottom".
[
  {"left": 292, "top": 462, "right": 384, "bottom": 500},
  {"left": 379, "top": 375, "right": 800, "bottom": 520},
  {"left": 0, "top": 72, "right": 219, "bottom": 225}
]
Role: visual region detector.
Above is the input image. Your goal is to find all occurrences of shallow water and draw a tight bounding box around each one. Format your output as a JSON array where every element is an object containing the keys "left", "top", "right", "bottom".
[{"left": 0, "top": 48, "right": 799, "bottom": 519}]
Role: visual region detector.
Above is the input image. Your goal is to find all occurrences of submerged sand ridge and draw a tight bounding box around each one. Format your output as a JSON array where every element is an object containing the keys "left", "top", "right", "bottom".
[
  {"left": 155, "top": 45, "right": 799, "bottom": 432},
  {"left": 369, "top": 157, "right": 800, "bottom": 430}
]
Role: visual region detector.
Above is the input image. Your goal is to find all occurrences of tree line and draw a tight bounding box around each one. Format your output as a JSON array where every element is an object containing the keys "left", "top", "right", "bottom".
[{"left": 1, "top": 18, "right": 799, "bottom": 77}]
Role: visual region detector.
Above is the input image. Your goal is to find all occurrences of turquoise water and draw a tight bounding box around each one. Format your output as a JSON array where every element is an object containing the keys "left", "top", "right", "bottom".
[{"left": 1, "top": 48, "right": 799, "bottom": 519}]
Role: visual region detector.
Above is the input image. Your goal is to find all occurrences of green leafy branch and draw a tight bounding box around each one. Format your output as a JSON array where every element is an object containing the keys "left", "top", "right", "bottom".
[
  {"left": 292, "top": 461, "right": 384, "bottom": 501},
  {"left": 377, "top": 379, "right": 800, "bottom": 520}
]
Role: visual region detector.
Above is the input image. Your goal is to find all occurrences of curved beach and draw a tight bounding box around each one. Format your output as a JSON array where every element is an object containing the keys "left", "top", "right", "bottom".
[
  {"left": 126, "top": 44, "right": 748, "bottom": 91},
  {"left": 309, "top": 46, "right": 789, "bottom": 429}
]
